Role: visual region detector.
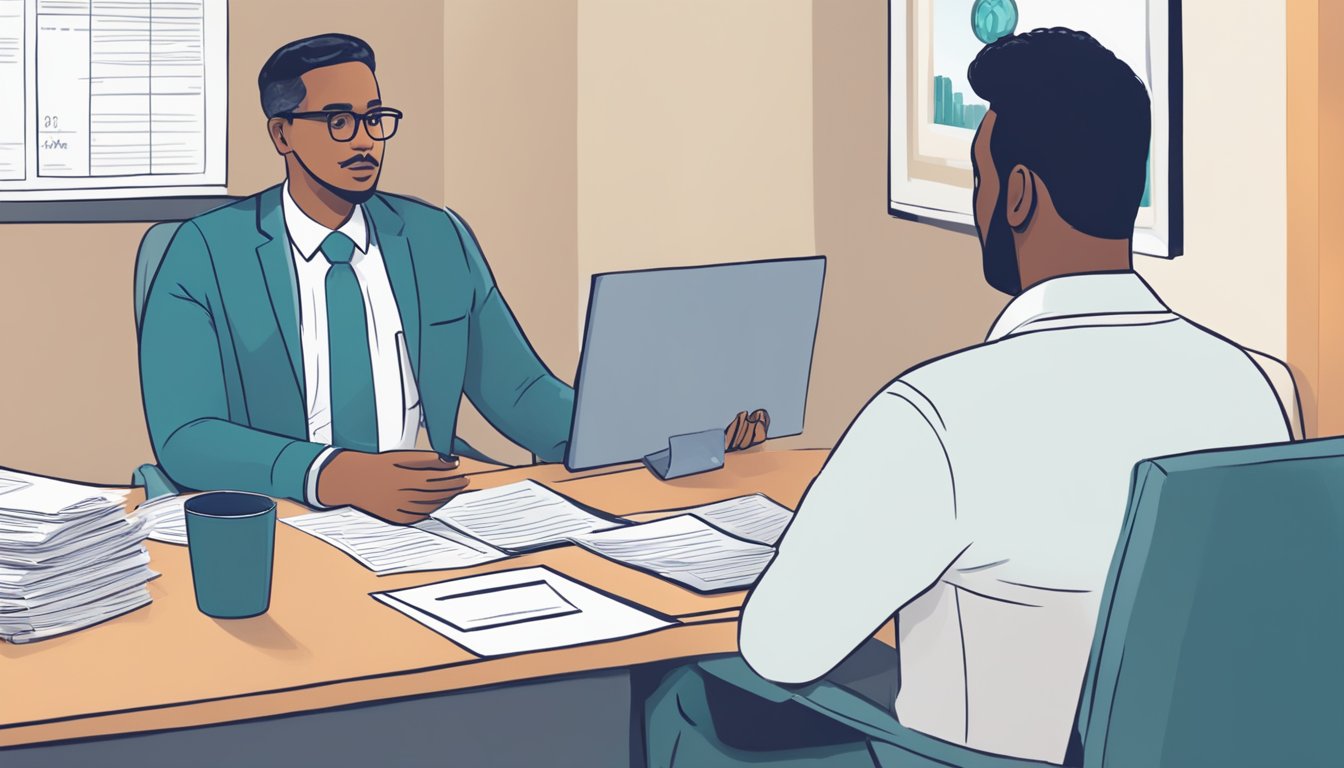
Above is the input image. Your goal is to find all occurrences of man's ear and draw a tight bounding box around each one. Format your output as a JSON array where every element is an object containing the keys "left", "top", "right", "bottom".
[
  {"left": 1005, "top": 163, "right": 1038, "bottom": 230},
  {"left": 268, "top": 118, "right": 293, "bottom": 156}
]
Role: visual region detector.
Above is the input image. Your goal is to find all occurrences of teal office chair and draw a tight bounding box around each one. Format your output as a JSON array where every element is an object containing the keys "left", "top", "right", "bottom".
[
  {"left": 129, "top": 221, "right": 503, "bottom": 499},
  {"left": 647, "top": 436, "right": 1344, "bottom": 766}
]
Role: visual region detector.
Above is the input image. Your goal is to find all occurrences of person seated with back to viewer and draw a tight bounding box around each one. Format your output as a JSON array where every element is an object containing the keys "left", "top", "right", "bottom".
[
  {"left": 648, "top": 28, "right": 1292, "bottom": 766},
  {"left": 137, "top": 33, "right": 768, "bottom": 525}
]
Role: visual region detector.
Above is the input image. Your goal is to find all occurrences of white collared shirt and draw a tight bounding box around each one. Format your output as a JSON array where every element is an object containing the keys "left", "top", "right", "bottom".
[
  {"left": 282, "top": 184, "right": 422, "bottom": 505},
  {"left": 740, "top": 272, "right": 1291, "bottom": 764}
]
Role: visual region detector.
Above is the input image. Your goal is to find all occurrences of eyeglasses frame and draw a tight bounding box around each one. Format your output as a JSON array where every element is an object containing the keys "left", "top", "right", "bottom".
[{"left": 277, "top": 107, "right": 404, "bottom": 142}]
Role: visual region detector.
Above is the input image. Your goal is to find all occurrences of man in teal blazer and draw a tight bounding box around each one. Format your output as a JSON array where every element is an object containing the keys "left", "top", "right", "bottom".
[{"left": 139, "top": 33, "right": 767, "bottom": 525}]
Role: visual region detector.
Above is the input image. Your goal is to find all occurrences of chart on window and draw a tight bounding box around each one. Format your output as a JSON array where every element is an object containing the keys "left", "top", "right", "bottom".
[{"left": 0, "top": 0, "right": 226, "bottom": 200}]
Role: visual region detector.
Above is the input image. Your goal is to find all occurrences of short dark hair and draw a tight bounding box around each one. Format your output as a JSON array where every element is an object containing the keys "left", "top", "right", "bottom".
[
  {"left": 258, "top": 33, "right": 375, "bottom": 119},
  {"left": 968, "top": 27, "right": 1151, "bottom": 239}
]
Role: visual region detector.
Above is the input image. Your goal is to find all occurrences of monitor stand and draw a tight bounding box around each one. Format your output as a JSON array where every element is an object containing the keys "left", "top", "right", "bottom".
[{"left": 643, "top": 428, "right": 725, "bottom": 480}]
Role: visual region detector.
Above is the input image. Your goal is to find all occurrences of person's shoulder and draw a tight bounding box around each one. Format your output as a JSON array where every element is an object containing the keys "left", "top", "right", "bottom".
[
  {"left": 837, "top": 343, "right": 990, "bottom": 435},
  {"left": 372, "top": 191, "right": 455, "bottom": 228},
  {"left": 179, "top": 191, "right": 265, "bottom": 244},
  {"left": 896, "top": 339, "right": 1004, "bottom": 395}
]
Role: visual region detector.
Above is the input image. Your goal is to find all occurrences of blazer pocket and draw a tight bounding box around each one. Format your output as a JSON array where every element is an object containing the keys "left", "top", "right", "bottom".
[{"left": 426, "top": 313, "right": 468, "bottom": 328}]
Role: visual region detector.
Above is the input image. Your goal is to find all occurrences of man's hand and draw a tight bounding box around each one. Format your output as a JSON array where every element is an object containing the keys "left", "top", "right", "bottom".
[
  {"left": 726, "top": 409, "right": 770, "bottom": 452},
  {"left": 316, "top": 450, "right": 470, "bottom": 525}
]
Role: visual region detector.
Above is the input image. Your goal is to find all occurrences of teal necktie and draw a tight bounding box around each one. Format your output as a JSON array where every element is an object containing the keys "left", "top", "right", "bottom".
[{"left": 321, "top": 231, "right": 378, "bottom": 453}]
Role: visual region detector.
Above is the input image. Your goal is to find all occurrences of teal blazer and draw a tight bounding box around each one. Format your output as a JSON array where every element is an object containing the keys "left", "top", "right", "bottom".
[{"left": 138, "top": 184, "right": 574, "bottom": 503}]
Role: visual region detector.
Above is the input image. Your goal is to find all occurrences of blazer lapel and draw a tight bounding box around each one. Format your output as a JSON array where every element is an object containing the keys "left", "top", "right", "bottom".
[
  {"left": 254, "top": 185, "right": 305, "bottom": 399},
  {"left": 367, "top": 194, "right": 422, "bottom": 378}
]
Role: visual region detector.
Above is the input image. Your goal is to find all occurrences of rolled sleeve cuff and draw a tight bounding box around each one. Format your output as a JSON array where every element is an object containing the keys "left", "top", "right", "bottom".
[{"left": 302, "top": 446, "right": 342, "bottom": 508}]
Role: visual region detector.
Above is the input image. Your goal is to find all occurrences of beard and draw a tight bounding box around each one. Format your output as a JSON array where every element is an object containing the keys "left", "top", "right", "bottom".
[
  {"left": 295, "top": 151, "right": 380, "bottom": 205},
  {"left": 981, "top": 189, "right": 1023, "bottom": 296},
  {"left": 323, "top": 173, "right": 379, "bottom": 205}
]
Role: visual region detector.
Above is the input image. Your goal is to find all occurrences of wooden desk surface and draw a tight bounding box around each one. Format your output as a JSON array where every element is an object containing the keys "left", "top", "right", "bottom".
[{"left": 0, "top": 448, "right": 830, "bottom": 747}]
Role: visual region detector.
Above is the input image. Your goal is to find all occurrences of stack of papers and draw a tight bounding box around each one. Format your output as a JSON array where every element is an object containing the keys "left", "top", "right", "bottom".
[
  {"left": 286, "top": 480, "right": 796, "bottom": 593},
  {"left": 0, "top": 469, "right": 157, "bottom": 643},
  {"left": 129, "top": 494, "right": 189, "bottom": 545}
]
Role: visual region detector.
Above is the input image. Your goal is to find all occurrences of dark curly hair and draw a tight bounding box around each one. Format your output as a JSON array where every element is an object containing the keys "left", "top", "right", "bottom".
[{"left": 968, "top": 27, "right": 1151, "bottom": 239}]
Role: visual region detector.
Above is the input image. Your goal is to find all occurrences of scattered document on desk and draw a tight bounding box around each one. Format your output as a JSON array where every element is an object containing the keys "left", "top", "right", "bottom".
[
  {"left": 681, "top": 494, "right": 794, "bottom": 546},
  {"left": 570, "top": 515, "right": 778, "bottom": 593},
  {"left": 428, "top": 580, "right": 580, "bottom": 631},
  {"left": 277, "top": 481, "right": 794, "bottom": 590},
  {"left": 0, "top": 468, "right": 156, "bottom": 644},
  {"left": 130, "top": 494, "right": 190, "bottom": 546},
  {"left": 430, "top": 480, "right": 626, "bottom": 553},
  {"left": 373, "top": 566, "right": 671, "bottom": 656},
  {"left": 283, "top": 508, "right": 508, "bottom": 575}
]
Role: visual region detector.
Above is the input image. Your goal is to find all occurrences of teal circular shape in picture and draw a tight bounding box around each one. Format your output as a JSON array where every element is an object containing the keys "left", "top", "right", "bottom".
[{"left": 971, "top": 0, "right": 1019, "bottom": 44}]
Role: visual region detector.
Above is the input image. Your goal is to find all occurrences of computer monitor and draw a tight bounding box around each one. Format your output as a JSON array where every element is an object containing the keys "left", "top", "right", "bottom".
[{"left": 565, "top": 256, "right": 826, "bottom": 471}]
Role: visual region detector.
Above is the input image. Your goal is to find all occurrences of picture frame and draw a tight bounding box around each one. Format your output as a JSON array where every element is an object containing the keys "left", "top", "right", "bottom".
[{"left": 888, "top": 0, "right": 1183, "bottom": 258}]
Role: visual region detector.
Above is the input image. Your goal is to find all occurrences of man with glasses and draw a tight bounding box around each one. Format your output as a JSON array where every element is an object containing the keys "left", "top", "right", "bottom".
[{"left": 138, "top": 33, "right": 768, "bottom": 524}]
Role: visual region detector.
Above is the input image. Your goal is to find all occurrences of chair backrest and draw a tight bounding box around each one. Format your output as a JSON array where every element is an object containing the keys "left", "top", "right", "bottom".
[
  {"left": 133, "top": 221, "right": 183, "bottom": 333},
  {"left": 1078, "top": 437, "right": 1344, "bottom": 766}
]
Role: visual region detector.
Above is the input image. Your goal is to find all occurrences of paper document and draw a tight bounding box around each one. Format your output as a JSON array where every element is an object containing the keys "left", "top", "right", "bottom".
[
  {"left": 431, "top": 481, "right": 626, "bottom": 553},
  {"left": 0, "top": 469, "right": 130, "bottom": 517},
  {"left": 130, "top": 495, "right": 190, "bottom": 546},
  {"left": 281, "top": 484, "right": 794, "bottom": 590},
  {"left": 283, "top": 508, "right": 507, "bottom": 575},
  {"left": 430, "top": 580, "right": 579, "bottom": 631},
  {"left": 2, "top": 0, "right": 228, "bottom": 199},
  {"left": 373, "top": 566, "right": 671, "bottom": 656},
  {"left": 683, "top": 494, "right": 794, "bottom": 546},
  {"left": 0, "top": 0, "right": 25, "bottom": 181},
  {"left": 571, "top": 515, "right": 777, "bottom": 593}
]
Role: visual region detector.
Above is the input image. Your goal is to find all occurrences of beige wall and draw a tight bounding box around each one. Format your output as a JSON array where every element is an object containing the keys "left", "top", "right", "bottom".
[
  {"left": 0, "top": 1, "right": 448, "bottom": 483},
  {"left": 0, "top": 223, "right": 154, "bottom": 484},
  {"left": 1135, "top": 1, "right": 1287, "bottom": 360},
  {"left": 576, "top": 0, "right": 815, "bottom": 301},
  {"left": 442, "top": 0, "right": 817, "bottom": 458},
  {"left": 576, "top": 0, "right": 819, "bottom": 446},
  {"left": 440, "top": 0, "right": 579, "bottom": 465},
  {"left": 810, "top": 1, "right": 1005, "bottom": 449}
]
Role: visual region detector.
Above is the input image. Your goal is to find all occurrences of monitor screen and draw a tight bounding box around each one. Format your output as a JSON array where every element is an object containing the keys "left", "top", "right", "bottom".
[{"left": 566, "top": 256, "right": 825, "bottom": 471}]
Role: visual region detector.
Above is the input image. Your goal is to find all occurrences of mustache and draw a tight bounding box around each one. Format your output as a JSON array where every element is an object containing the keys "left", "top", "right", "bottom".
[{"left": 339, "top": 154, "right": 380, "bottom": 169}]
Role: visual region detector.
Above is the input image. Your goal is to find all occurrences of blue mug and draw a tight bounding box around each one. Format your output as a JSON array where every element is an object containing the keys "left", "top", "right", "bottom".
[{"left": 184, "top": 491, "right": 277, "bottom": 618}]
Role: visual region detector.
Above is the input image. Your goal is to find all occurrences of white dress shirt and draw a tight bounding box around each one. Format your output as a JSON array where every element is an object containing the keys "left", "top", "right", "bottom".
[
  {"left": 739, "top": 272, "right": 1291, "bottom": 764},
  {"left": 282, "top": 184, "right": 422, "bottom": 505}
]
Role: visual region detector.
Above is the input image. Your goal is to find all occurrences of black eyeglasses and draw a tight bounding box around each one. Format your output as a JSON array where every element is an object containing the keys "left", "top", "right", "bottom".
[{"left": 279, "top": 108, "right": 403, "bottom": 142}]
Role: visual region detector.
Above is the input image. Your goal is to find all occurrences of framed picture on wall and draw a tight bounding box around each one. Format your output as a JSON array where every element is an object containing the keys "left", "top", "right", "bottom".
[{"left": 888, "top": 0, "right": 1183, "bottom": 258}]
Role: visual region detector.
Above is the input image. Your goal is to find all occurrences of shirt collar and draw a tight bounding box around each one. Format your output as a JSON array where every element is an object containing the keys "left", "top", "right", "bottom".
[
  {"left": 986, "top": 271, "right": 1170, "bottom": 343},
  {"left": 281, "top": 181, "right": 371, "bottom": 261}
]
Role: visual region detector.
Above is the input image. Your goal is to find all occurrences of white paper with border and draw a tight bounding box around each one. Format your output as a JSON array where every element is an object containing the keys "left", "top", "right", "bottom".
[{"left": 373, "top": 566, "right": 671, "bottom": 656}]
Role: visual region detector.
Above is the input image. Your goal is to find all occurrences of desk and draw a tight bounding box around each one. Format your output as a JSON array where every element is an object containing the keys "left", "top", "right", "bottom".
[{"left": 1, "top": 448, "right": 832, "bottom": 764}]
